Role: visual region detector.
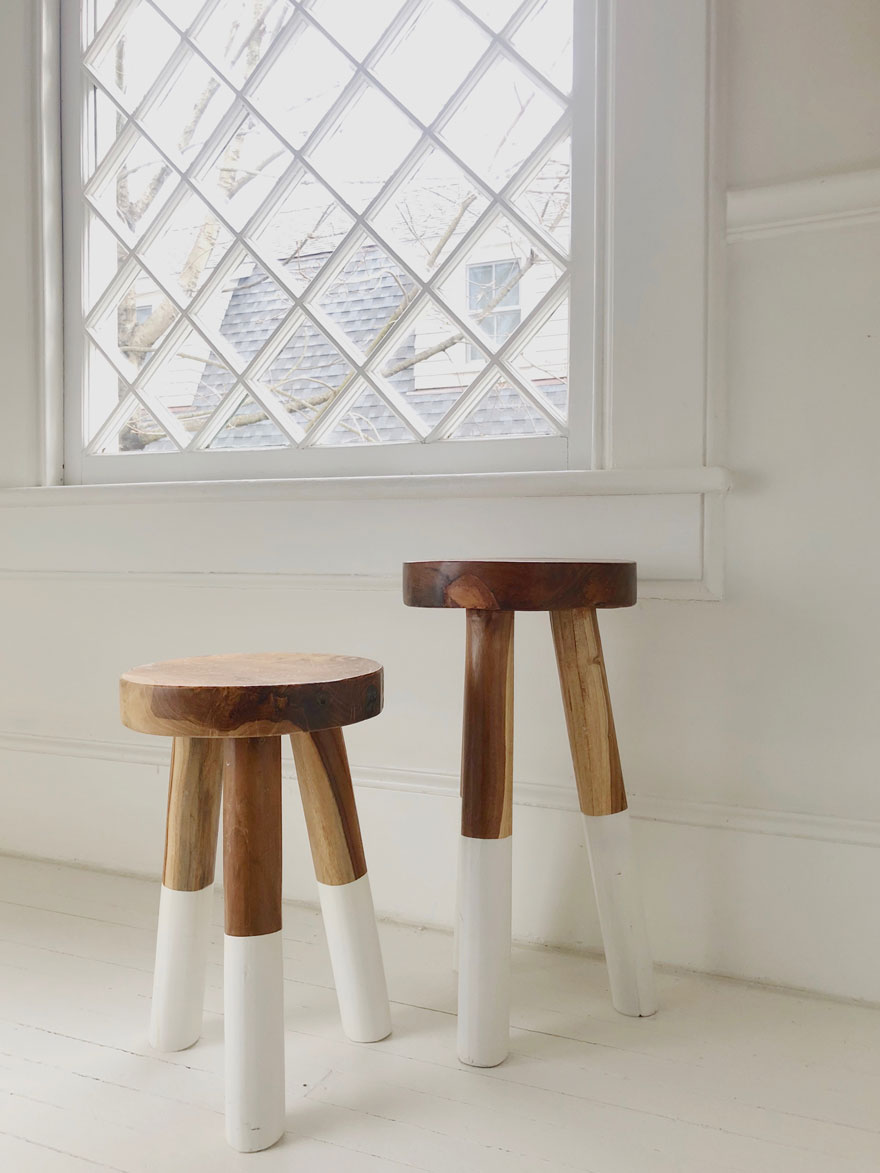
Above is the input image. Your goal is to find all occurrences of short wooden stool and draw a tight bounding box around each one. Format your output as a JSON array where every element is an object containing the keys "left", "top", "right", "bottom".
[
  {"left": 403, "top": 560, "right": 655, "bottom": 1068},
  {"left": 120, "top": 652, "right": 391, "bottom": 1152}
]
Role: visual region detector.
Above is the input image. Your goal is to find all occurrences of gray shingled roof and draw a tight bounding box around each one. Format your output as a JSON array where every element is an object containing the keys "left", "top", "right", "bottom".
[{"left": 146, "top": 244, "right": 564, "bottom": 450}]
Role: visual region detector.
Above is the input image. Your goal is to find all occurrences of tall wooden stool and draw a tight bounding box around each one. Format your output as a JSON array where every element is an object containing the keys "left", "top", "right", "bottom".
[
  {"left": 120, "top": 653, "right": 391, "bottom": 1152},
  {"left": 403, "top": 560, "right": 655, "bottom": 1068}
]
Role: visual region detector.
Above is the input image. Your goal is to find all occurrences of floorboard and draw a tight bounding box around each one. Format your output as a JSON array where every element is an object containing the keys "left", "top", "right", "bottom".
[{"left": 0, "top": 856, "right": 878, "bottom": 1171}]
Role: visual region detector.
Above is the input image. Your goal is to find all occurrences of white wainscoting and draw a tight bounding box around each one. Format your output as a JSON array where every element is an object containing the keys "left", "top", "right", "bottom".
[{"left": 1, "top": 729, "right": 879, "bottom": 1004}]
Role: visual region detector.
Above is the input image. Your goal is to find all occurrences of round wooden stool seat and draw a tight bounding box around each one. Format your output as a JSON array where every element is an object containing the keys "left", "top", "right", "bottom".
[
  {"left": 120, "top": 652, "right": 383, "bottom": 738},
  {"left": 403, "top": 559, "right": 637, "bottom": 612}
]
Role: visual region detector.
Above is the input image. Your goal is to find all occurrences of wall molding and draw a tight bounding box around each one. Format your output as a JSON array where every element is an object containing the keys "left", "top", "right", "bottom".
[
  {"left": 2, "top": 729, "right": 878, "bottom": 851},
  {"left": 727, "top": 166, "right": 880, "bottom": 241},
  {"left": 0, "top": 564, "right": 715, "bottom": 602}
]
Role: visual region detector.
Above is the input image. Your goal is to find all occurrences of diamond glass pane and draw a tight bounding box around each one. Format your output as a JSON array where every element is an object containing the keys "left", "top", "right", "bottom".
[
  {"left": 250, "top": 21, "right": 355, "bottom": 149},
  {"left": 89, "top": 261, "right": 181, "bottom": 380},
  {"left": 306, "top": 86, "right": 420, "bottom": 213},
  {"left": 195, "top": 109, "right": 291, "bottom": 229},
  {"left": 317, "top": 385, "right": 411, "bottom": 446},
  {"left": 308, "top": 0, "right": 404, "bottom": 60},
  {"left": 192, "top": 255, "right": 295, "bottom": 370},
  {"left": 438, "top": 214, "right": 562, "bottom": 350},
  {"left": 248, "top": 172, "right": 355, "bottom": 296},
  {"left": 85, "top": 342, "right": 128, "bottom": 444},
  {"left": 317, "top": 240, "right": 419, "bottom": 355},
  {"left": 140, "top": 190, "right": 234, "bottom": 303},
  {"left": 372, "top": 0, "right": 489, "bottom": 124},
  {"left": 140, "top": 52, "right": 235, "bottom": 166},
  {"left": 368, "top": 146, "right": 489, "bottom": 277},
  {"left": 510, "top": 0, "right": 573, "bottom": 92},
  {"left": 207, "top": 392, "right": 292, "bottom": 449},
  {"left": 85, "top": 212, "right": 128, "bottom": 312},
  {"left": 512, "top": 135, "right": 571, "bottom": 251},
  {"left": 86, "top": 0, "right": 126, "bottom": 44},
  {"left": 371, "top": 299, "right": 489, "bottom": 427},
  {"left": 86, "top": 84, "right": 128, "bottom": 180},
  {"left": 139, "top": 324, "right": 238, "bottom": 427},
  {"left": 156, "top": 0, "right": 206, "bottom": 31},
  {"left": 510, "top": 298, "right": 569, "bottom": 419},
  {"left": 88, "top": 130, "right": 176, "bottom": 243},
  {"left": 459, "top": 0, "right": 522, "bottom": 31},
  {"left": 449, "top": 376, "right": 555, "bottom": 438},
  {"left": 109, "top": 400, "right": 170, "bottom": 453},
  {"left": 192, "top": 0, "right": 293, "bottom": 88},
  {"left": 251, "top": 322, "right": 356, "bottom": 431},
  {"left": 86, "top": 2, "right": 180, "bottom": 112},
  {"left": 440, "top": 55, "right": 564, "bottom": 189}
]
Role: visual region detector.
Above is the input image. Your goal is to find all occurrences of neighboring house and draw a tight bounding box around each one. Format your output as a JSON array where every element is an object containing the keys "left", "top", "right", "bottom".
[{"left": 141, "top": 240, "right": 566, "bottom": 450}]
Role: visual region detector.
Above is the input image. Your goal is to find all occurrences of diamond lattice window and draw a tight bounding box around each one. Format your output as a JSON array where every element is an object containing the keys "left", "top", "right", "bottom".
[{"left": 67, "top": 0, "right": 578, "bottom": 472}]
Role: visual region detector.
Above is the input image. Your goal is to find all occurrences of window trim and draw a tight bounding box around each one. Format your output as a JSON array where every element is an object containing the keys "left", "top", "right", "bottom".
[{"left": 35, "top": 1, "right": 728, "bottom": 601}]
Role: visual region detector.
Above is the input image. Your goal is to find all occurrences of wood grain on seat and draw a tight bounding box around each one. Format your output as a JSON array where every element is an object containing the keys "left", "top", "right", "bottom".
[
  {"left": 120, "top": 652, "right": 383, "bottom": 738},
  {"left": 403, "top": 560, "right": 637, "bottom": 611}
]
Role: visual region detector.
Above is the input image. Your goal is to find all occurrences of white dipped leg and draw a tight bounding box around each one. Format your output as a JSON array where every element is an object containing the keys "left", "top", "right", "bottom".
[
  {"left": 150, "top": 883, "right": 214, "bottom": 1051},
  {"left": 452, "top": 843, "right": 461, "bottom": 972},
  {"left": 457, "top": 834, "right": 512, "bottom": 1067},
  {"left": 582, "top": 810, "right": 656, "bottom": 1017},
  {"left": 317, "top": 873, "right": 392, "bottom": 1043},
  {"left": 224, "top": 930, "right": 285, "bottom": 1152}
]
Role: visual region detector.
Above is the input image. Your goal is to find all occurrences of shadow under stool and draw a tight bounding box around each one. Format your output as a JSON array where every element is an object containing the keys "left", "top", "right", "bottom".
[
  {"left": 403, "top": 559, "right": 656, "bottom": 1068},
  {"left": 119, "top": 652, "right": 392, "bottom": 1152}
]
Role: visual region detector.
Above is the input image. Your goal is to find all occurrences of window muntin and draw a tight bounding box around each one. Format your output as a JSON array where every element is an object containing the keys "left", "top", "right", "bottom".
[{"left": 65, "top": 0, "right": 580, "bottom": 476}]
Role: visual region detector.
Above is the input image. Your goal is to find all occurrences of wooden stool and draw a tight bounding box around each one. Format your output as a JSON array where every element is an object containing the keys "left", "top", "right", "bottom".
[
  {"left": 120, "top": 652, "right": 391, "bottom": 1152},
  {"left": 403, "top": 560, "right": 655, "bottom": 1067}
]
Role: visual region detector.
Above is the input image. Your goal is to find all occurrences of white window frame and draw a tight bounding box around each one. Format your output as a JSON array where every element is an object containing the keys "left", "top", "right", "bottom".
[
  {"left": 33, "top": 0, "right": 728, "bottom": 600},
  {"left": 59, "top": 0, "right": 592, "bottom": 484}
]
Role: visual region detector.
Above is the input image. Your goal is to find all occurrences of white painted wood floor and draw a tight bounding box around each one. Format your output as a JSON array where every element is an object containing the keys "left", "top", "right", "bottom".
[{"left": 1, "top": 856, "right": 879, "bottom": 1173}]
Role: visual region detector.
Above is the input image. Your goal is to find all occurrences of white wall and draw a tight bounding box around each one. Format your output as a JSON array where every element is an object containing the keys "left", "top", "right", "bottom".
[{"left": 1, "top": 1, "right": 880, "bottom": 1002}]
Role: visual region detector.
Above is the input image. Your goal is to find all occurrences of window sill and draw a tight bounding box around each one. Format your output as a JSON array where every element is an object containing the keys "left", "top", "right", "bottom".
[{"left": 0, "top": 466, "right": 730, "bottom": 508}]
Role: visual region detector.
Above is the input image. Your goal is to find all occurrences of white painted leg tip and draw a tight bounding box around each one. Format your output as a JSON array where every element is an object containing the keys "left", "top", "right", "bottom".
[
  {"left": 224, "top": 932, "right": 285, "bottom": 1155},
  {"left": 458, "top": 1049, "right": 509, "bottom": 1068},
  {"left": 149, "top": 1028, "right": 200, "bottom": 1053},
  {"left": 613, "top": 992, "right": 658, "bottom": 1018},
  {"left": 457, "top": 837, "right": 513, "bottom": 1075},
  {"left": 614, "top": 1004, "right": 658, "bottom": 1019},
  {"left": 151, "top": 884, "right": 214, "bottom": 1057},
  {"left": 344, "top": 1012, "right": 392, "bottom": 1044},
  {"left": 317, "top": 875, "right": 392, "bottom": 1046},
  {"left": 226, "top": 1125, "right": 284, "bottom": 1153}
]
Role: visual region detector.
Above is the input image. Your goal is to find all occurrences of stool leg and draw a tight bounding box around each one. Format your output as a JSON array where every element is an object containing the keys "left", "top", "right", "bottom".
[
  {"left": 151, "top": 737, "right": 223, "bottom": 1052},
  {"left": 291, "top": 727, "right": 391, "bottom": 1044},
  {"left": 223, "top": 737, "right": 285, "bottom": 1153},
  {"left": 458, "top": 609, "right": 514, "bottom": 1067},
  {"left": 551, "top": 607, "right": 656, "bottom": 1017}
]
